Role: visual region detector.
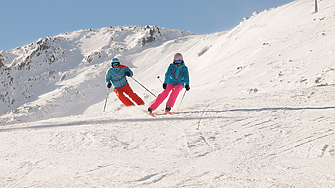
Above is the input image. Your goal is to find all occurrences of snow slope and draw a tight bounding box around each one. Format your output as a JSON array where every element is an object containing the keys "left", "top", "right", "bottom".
[
  {"left": 1, "top": 0, "right": 335, "bottom": 187},
  {"left": 0, "top": 25, "right": 192, "bottom": 122}
]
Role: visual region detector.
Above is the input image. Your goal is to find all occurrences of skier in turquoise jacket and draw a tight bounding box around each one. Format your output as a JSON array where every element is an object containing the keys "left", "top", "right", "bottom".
[
  {"left": 148, "top": 53, "right": 190, "bottom": 113},
  {"left": 105, "top": 58, "right": 144, "bottom": 107}
]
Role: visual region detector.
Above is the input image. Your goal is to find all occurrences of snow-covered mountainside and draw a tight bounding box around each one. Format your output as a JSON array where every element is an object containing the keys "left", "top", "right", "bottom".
[
  {"left": 0, "top": 25, "right": 192, "bottom": 122},
  {"left": 0, "top": 0, "right": 335, "bottom": 187},
  {"left": 1, "top": 0, "right": 334, "bottom": 124}
]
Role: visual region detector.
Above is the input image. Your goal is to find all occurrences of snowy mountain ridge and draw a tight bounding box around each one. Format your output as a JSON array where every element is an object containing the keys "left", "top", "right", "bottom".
[
  {"left": 1, "top": 0, "right": 335, "bottom": 125},
  {"left": 0, "top": 25, "right": 192, "bottom": 120}
]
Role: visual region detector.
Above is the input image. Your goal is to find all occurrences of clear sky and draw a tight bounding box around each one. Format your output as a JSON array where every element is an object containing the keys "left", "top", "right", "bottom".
[{"left": 0, "top": 0, "right": 295, "bottom": 51}]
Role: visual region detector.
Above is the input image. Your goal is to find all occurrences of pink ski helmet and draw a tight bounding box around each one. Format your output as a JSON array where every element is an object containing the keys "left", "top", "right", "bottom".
[{"left": 173, "top": 53, "right": 183, "bottom": 61}]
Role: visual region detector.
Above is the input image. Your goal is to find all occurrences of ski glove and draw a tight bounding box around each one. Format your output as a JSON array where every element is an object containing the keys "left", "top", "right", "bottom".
[
  {"left": 125, "top": 72, "right": 131, "bottom": 76},
  {"left": 185, "top": 84, "right": 190, "bottom": 91},
  {"left": 107, "top": 83, "right": 112, "bottom": 88},
  {"left": 163, "top": 83, "right": 167, "bottom": 89}
]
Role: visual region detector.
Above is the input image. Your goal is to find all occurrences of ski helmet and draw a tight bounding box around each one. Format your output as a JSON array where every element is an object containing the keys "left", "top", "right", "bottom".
[
  {"left": 111, "top": 58, "right": 120, "bottom": 66},
  {"left": 173, "top": 53, "right": 183, "bottom": 61},
  {"left": 112, "top": 58, "right": 120, "bottom": 63}
]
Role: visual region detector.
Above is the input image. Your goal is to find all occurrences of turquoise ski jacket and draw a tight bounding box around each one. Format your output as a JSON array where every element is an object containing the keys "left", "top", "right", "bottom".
[
  {"left": 105, "top": 64, "right": 133, "bottom": 89},
  {"left": 163, "top": 62, "right": 189, "bottom": 87}
]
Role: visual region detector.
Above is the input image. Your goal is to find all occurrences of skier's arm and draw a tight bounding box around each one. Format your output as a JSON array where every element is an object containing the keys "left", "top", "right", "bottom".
[
  {"left": 183, "top": 67, "right": 190, "bottom": 91},
  {"left": 105, "top": 70, "right": 111, "bottom": 84},
  {"left": 184, "top": 67, "right": 190, "bottom": 86},
  {"left": 163, "top": 65, "right": 172, "bottom": 84},
  {"left": 125, "top": 67, "right": 133, "bottom": 77}
]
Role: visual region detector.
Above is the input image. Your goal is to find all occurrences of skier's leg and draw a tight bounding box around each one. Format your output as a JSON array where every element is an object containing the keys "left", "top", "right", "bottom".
[
  {"left": 123, "top": 84, "right": 145, "bottom": 105},
  {"left": 114, "top": 87, "right": 135, "bottom": 107},
  {"left": 149, "top": 84, "right": 174, "bottom": 111},
  {"left": 166, "top": 84, "right": 184, "bottom": 108}
]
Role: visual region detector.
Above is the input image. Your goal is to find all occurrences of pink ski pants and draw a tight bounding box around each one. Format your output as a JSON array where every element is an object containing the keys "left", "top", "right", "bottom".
[{"left": 149, "top": 84, "right": 184, "bottom": 111}]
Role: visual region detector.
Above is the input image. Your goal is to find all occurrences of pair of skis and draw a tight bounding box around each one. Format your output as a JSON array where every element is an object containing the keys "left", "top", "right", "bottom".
[
  {"left": 116, "top": 106, "right": 172, "bottom": 117},
  {"left": 148, "top": 111, "right": 172, "bottom": 117}
]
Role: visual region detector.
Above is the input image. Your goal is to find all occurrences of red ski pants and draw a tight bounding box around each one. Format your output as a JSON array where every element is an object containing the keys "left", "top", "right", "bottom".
[{"left": 114, "top": 84, "right": 144, "bottom": 107}]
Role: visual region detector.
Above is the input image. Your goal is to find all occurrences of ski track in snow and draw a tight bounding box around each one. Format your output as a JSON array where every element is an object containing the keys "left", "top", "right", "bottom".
[{"left": 1, "top": 86, "right": 335, "bottom": 187}]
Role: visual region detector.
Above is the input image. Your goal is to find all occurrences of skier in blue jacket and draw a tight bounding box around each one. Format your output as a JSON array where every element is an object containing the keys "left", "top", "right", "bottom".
[
  {"left": 148, "top": 53, "right": 190, "bottom": 113},
  {"left": 105, "top": 58, "right": 144, "bottom": 106}
]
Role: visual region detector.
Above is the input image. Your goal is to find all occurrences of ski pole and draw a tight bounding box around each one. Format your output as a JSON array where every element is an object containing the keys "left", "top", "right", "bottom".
[
  {"left": 178, "top": 90, "right": 187, "bottom": 110},
  {"left": 157, "top": 76, "right": 163, "bottom": 84},
  {"left": 103, "top": 88, "right": 110, "bottom": 112},
  {"left": 131, "top": 77, "right": 157, "bottom": 97}
]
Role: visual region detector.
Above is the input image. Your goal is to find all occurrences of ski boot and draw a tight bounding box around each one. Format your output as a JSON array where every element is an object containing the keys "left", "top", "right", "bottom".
[
  {"left": 165, "top": 105, "right": 172, "bottom": 115},
  {"left": 148, "top": 107, "right": 154, "bottom": 117}
]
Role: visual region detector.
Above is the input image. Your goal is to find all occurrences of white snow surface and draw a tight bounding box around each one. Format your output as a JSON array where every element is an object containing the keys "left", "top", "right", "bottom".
[{"left": 1, "top": 0, "right": 335, "bottom": 187}]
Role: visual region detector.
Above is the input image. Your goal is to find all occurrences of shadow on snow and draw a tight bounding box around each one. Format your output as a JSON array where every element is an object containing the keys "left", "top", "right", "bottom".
[{"left": 1, "top": 106, "right": 334, "bottom": 132}]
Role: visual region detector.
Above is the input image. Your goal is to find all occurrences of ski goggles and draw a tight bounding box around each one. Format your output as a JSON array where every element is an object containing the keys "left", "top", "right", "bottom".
[
  {"left": 173, "top": 60, "right": 183, "bottom": 64},
  {"left": 112, "top": 62, "right": 120, "bottom": 67}
]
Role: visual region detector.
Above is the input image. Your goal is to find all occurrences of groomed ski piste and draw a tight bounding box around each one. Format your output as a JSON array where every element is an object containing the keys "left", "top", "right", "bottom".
[{"left": 1, "top": 0, "right": 335, "bottom": 187}]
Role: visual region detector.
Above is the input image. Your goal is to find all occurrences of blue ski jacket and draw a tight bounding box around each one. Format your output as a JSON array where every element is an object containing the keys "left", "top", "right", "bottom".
[
  {"left": 164, "top": 62, "right": 190, "bottom": 87},
  {"left": 105, "top": 64, "right": 133, "bottom": 89}
]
